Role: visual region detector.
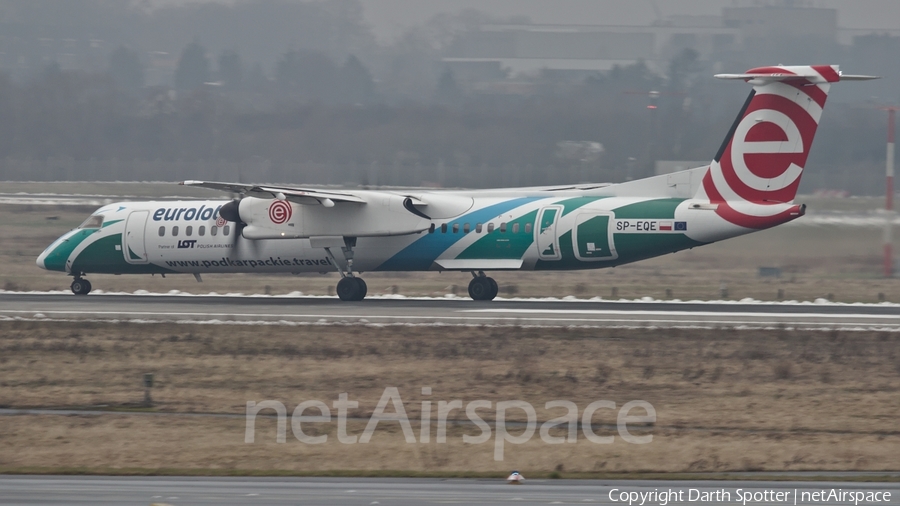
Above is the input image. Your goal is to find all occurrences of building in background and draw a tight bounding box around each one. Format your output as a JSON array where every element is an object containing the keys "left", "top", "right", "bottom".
[{"left": 439, "top": 2, "right": 896, "bottom": 92}]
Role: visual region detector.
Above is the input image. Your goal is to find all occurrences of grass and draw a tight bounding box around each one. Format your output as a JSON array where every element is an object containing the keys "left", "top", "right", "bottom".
[{"left": 0, "top": 320, "right": 898, "bottom": 475}]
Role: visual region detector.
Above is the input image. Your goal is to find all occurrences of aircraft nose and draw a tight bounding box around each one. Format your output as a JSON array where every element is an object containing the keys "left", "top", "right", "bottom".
[
  {"left": 37, "top": 232, "right": 75, "bottom": 272},
  {"left": 36, "top": 246, "right": 49, "bottom": 270}
]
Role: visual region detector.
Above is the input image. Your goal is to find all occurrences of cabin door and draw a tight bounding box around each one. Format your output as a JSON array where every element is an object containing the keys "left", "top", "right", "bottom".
[{"left": 123, "top": 210, "right": 150, "bottom": 264}]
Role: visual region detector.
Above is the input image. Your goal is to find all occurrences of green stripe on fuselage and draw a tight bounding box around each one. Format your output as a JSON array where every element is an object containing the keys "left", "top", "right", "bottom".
[
  {"left": 609, "top": 198, "right": 704, "bottom": 263},
  {"left": 456, "top": 196, "right": 607, "bottom": 261},
  {"left": 535, "top": 197, "right": 704, "bottom": 270},
  {"left": 41, "top": 229, "right": 97, "bottom": 272},
  {"left": 612, "top": 198, "right": 683, "bottom": 219},
  {"left": 457, "top": 210, "right": 538, "bottom": 260},
  {"left": 612, "top": 233, "right": 704, "bottom": 265},
  {"left": 558, "top": 196, "right": 608, "bottom": 217},
  {"left": 70, "top": 233, "right": 173, "bottom": 275}
]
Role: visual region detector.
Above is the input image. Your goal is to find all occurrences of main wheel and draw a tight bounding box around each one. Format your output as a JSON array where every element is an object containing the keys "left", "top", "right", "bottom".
[
  {"left": 336, "top": 276, "right": 366, "bottom": 301},
  {"left": 354, "top": 277, "right": 368, "bottom": 300},
  {"left": 468, "top": 277, "right": 496, "bottom": 301},
  {"left": 71, "top": 278, "right": 91, "bottom": 295},
  {"left": 487, "top": 277, "right": 499, "bottom": 299}
]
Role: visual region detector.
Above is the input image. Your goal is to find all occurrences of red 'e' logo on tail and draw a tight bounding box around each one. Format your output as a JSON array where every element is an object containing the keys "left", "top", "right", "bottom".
[{"left": 702, "top": 66, "right": 833, "bottom": 229}]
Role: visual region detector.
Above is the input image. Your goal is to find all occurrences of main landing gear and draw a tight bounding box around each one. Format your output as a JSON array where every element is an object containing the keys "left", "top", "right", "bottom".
[
  {"left": 70, "top": 277, "right": 92, "bottom": 295},
  {"left": 468, "top": 271, "right": 498, "bottom": 301},
  {"left": 336, "top": 276, "right": 367, "bottom": 302},
  {"left": 324, "top": 237, "right": 368, "bottom": 302}
]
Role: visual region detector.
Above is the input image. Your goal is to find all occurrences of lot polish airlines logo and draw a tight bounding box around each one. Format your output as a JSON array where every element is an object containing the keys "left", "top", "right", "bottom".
[
  {"left": 703, "top": 66, "right": 834, "bottom": 229},
  {"left": 268, "top": 200, "right": 292, "bottom": 225}
]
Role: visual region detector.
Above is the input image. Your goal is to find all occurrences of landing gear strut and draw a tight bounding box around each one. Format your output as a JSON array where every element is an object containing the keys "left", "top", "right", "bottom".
[
  {"left": 70, "top": 277, "right": 92, "bottom": 295},
  {"left": 324, "top": 237, "right": 368, "bottom": 302},
  {"left": 468, "top": 271, "right": 498, "bottom": 301}
]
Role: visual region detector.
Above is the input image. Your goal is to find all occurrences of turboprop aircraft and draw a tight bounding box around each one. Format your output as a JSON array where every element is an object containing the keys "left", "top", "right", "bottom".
[{"left": 37, "top": 65, "right": 876, "bottom": 301}]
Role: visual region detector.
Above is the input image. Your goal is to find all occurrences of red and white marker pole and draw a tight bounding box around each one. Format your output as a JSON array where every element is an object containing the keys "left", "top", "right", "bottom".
[{"left": 886, "top": 108, "right": 896, "bottom": 278}]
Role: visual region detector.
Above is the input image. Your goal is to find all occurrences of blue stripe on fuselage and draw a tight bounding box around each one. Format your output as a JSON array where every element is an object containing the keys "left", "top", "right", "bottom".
[{"left": 377, "top": 197, "right": 542, "bottom": 271}]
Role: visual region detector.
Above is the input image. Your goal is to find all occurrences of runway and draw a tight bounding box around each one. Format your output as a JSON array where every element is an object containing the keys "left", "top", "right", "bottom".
[
  {"left": 0, "top": 476, "right": 898, "bottom": 506},
  {"left": 2, "top": 292, "right": 900, "bottom": 329}
]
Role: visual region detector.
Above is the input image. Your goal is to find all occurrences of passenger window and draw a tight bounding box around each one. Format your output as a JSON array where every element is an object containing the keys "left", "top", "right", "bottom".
[
  {"left": 429, "top": 223, "right": 435, "bottom": 234},
  {"left": 186, "top": 226, "right": 193, "bottom": 237},
  {"left": 211, "top": 226, "right": 218, "bottom": 237},
  {"left": 172, "top": 226, "right": 179, "bottom": 237},
  {"left": 199, "top": 226, "right": 205, "bottom": 236},
  {"left": 499, "top": 222, "right": 507, "bottom": 233},
  {"left": 487, "top": 223, "right": 495, "bottom": 233},
  {"left": 476, "top": 223, "right": 483, "bottom": 233},
  {"left": 525, "top": 223, "right": 532, "bottom": 234},
  {"left": 223, "top": 225, "right": 230, "bottom": 236},
  {"left": 452, "top": 223, "right": 459, "bottom": 233},
  {"left": 158, "top": 226, "right": 165, "bottom": 237},
  {"left": 463, "top": 223, "right": 470, "bottom": 233},
  {"left": 512, "top": 223, "right": 520, "bottom": 233},
  {"left": 441, "top": 223, "right": 448, "bottom": 233}
]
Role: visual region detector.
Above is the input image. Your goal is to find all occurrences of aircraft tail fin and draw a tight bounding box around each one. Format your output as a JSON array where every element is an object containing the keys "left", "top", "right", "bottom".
[{"left": 695, "top": 65, "right": 876, "bottom": 229}]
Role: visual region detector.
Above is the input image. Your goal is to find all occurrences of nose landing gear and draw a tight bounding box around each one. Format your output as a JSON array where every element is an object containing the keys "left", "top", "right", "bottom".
[
  {"left": 70, "top": 277, "right": 92, "bottom": 295},
  {"left": 468, "top": 271, "right": 498, "bottom": 301}
]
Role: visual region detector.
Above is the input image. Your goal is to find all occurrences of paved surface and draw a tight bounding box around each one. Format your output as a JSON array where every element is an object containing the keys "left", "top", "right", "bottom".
[
  {"left": 0, "top": 476, "right": 898, "bottom": 506},
  {"left": 2, "top": 293, "right": 900, "bottom": 329}
]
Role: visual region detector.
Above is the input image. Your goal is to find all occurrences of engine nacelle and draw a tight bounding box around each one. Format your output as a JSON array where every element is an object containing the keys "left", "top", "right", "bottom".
[{"left": 234, "top": 195, "right": 431, "bottom": 239}]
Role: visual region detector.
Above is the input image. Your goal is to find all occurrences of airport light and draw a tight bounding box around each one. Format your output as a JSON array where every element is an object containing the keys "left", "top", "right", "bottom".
[{"left": 884, "top": 107, "right": 897, "bottom": 278}]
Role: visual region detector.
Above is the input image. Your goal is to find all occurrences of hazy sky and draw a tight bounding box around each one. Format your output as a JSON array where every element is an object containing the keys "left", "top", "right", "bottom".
[
  {"left": 358, "top": 0, "right": 900, "bottom": 43},
  {"left": 153, "top": 1, "right": 900, "bottom": 44}
]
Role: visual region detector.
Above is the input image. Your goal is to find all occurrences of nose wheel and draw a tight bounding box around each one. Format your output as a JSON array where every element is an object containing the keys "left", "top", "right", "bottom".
[
  {"left": 468, "top": 273, "right": 498, "bottom": 301},
  {"left": 71, "top": 278, "right": 92, "bottom": 295}
]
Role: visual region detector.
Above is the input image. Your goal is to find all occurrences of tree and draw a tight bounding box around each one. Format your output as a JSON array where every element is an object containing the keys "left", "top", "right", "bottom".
[
  {"left": 174, "top": 40, "right": 210, "bottom": 90},
  {"left": 275, "top": 50, "right": 338, "bottom": 101},
  {"left": 108, "top": 46, "right": 144, "bottom": 90},
  {"left": 218, "top": 49, "right": 243, "bottom": 89},
  {"left": 435, "top": 68, "right": 462, "bottom": 105},
  {"left": 340, "top": 55, "right": 375, "bottom": 105},
  {"left": 667, "top": 48, "right": 701, "bottom": 92},
  {"left": 244, "top": 62, "right": 270, "bottom": 93}
]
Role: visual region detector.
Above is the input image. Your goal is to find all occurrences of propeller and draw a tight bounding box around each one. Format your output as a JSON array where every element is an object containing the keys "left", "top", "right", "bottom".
[{"left": 218, "top": 198, "right": 246, "bottom": 249}]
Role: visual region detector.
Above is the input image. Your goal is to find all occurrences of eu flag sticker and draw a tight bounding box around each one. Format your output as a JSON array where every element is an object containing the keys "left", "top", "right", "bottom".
[{"left": 674, "top": 221, "right": 687, "bottom": 231}]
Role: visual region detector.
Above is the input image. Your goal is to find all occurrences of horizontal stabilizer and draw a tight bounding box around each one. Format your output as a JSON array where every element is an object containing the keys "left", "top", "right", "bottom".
[
  {"left": 838, "top": 74, "right": 881, "bottom": 81},
  {"left": 715, "top": 65, "right": 879, "bottom": 84}
]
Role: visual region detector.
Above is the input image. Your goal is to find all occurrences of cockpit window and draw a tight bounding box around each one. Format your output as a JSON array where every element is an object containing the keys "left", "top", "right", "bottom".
[{"left": 78, "top": 215, "right": 104, "bottom": 229}]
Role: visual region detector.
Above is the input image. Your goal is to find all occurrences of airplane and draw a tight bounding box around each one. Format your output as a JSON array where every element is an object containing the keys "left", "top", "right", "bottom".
[{"left": 37, "top": 65, "right": 876, "bottom": 301}]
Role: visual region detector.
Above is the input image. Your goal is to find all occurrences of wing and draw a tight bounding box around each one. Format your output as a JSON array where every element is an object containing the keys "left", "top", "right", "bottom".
[{"left": 181, "top": 180, "right": 366, "bottom": 206}]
